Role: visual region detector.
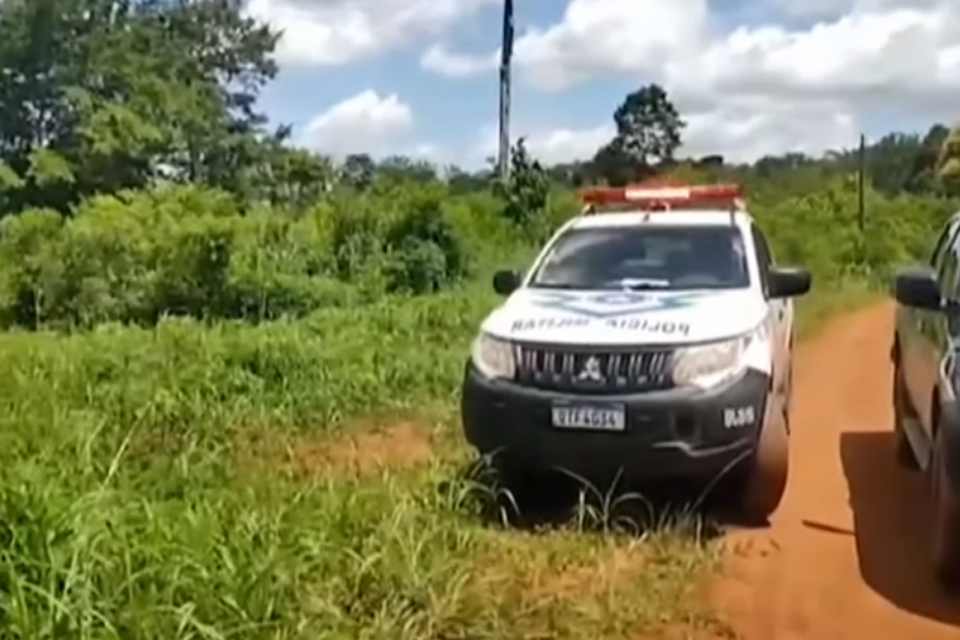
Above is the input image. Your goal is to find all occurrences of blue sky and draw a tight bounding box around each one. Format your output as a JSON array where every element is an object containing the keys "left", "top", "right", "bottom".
[{"left": 247, "top": 0, "right": 960, "bottom": 169}]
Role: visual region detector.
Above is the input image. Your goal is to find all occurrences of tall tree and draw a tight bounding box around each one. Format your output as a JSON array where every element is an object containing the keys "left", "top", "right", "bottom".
[
  {"left": 0, "top": 0, "right": 280, "bottom": 214},
  {"left": 613, "top": 84, "right": 685, "bottom": 166},
  {"left": 493, "top": 137, "right": 549, "bottom": 227},
  {"left": 907, "top": 124, "right": 949, "bottom": 193},
  {"left": 938, "top": 121, "right": 960, "bottom": 195},
  {"left": 591, "top": 84, "right": 686, "bottom": 186},
  {"left": 341, "top": 154, "right": 376, "bottom": 191}
]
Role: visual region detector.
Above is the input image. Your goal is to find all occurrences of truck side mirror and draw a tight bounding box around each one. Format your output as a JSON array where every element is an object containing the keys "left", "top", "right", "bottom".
[
  {"left": 894, "top": 268, "right": 943, "bottom": 311},
  {"left": 493, "top": 270, "right": 521, "bottom": 296},
  {"left": 769, "top": 268, "right": 812, "bottom": 299}
]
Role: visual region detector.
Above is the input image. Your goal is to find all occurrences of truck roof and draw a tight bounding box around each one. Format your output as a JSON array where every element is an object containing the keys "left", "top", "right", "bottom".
[
  {"left": 569, "top": 209, "right": 753, "bottom": 230},
  {"left": 570, "top": 183, "right": 753, "bottom": 231}
]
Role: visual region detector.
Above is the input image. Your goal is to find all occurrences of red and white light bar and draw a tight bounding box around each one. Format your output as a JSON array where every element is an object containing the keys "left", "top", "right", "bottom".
[{"left": 579, "top": 183, "right": 744, "bottom": 210}]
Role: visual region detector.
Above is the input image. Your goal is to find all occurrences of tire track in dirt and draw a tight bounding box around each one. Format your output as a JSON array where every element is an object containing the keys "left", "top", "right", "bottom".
[{"left": 711, "top": 301, "right": 960, "bottom": 640}]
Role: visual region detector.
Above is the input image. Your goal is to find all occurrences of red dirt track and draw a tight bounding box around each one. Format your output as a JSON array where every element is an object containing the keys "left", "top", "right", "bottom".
[{"left": 712, "top": 301, "right": 960, "bottom": 640}]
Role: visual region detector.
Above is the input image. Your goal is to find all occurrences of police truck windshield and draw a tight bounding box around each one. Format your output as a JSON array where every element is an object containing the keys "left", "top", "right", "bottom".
[{"left": 528, "top": 225, "right": 751, "bottom": 291}]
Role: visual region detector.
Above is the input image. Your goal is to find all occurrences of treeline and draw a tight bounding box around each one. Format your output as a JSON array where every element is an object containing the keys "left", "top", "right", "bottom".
[
  {"left": 0, "top": 182, "right": 578, "bottom": 330},
  {"left": 2, "top": 0, "right": 959, "bottom": 335},
  {"left": 4, "top": 0, "right": 959, "bottom": 218}
]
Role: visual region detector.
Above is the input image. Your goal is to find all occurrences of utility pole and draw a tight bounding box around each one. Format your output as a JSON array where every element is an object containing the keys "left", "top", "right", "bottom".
[
  {"left": 858, "top": 133, "right": 865, "bottom": 232},
  {"left": 498, "top": 0, "right": 514, "bottom": 180}
]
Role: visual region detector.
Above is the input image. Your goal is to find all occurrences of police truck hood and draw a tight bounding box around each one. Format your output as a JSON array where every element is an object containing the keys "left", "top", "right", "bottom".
[{"left": 482, "top": 288, "right": 767, "bottom": 346}]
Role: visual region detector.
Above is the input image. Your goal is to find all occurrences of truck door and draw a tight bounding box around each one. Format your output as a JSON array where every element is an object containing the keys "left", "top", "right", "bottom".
[
  {"left": 750, "top": 224, "right": 786, "bottom": 397},
  {"left": 905, "top": 220, "right": 960, "bottom": 435}
]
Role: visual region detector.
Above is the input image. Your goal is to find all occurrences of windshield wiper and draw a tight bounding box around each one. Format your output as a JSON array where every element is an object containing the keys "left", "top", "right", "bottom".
[{"left": 615, "top": 278, "right": 671, "bottom": 290}]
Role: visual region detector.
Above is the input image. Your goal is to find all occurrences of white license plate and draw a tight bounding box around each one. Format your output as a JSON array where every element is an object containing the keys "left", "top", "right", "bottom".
[{"left": 551, "top": 405, "right": 626, "bottom": 431}]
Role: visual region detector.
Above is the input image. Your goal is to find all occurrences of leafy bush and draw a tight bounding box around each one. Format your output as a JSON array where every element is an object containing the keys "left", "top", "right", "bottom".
[
  {"left": 0, "top": 183, "right": 508, "bottom": 329},
  {"left": 493, "top": 138, "right": 551, "bottom": 230},
  {"left": 754, "top": 176, "right": 955, "bottom": 288},
  {"left": 0, "top": 160, "right": 956, "bottom": 640},
  {"left": 385, "top": 191, "right": 469, "bottom": 294},
  {"left": 0, "top": 208, "right": 66, "bottom": 328}
]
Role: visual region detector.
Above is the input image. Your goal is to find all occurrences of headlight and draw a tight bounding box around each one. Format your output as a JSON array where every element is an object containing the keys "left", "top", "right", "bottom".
[
  {"left": 671, "top": 325, "right": 765, "bottom": 389},
  {"left": 471, "top": 332, "right": 516, "bottom": 380}
]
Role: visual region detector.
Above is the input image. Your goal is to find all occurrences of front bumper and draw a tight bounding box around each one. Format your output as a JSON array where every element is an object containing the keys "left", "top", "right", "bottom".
[{"left": 461, "top": 363, "right": 770, "bottom": 485}]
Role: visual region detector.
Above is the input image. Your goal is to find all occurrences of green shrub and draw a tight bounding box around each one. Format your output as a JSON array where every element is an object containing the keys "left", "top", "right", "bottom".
[
  {"left": 0, "top": 175, "right": 952, "bottom": 332},
  {"left": 385, "top": 191, "right": 469, "bottom": 294},
  {"left": 0, "top": 184, "right": 500, "bottom": 328},
  {"left": 0, "top": 208, "right": 66, "bottom": 328}
]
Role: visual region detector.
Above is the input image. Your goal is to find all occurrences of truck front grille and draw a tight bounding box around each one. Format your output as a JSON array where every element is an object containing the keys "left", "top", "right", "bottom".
[{"left": 514, "top": 344, "right": 674, "bottom": 394}]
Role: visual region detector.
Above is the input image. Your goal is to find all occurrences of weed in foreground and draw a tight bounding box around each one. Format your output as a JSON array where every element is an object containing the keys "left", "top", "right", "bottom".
[{"left": 449, "top": 451, "right": 726, "bottom": 544}]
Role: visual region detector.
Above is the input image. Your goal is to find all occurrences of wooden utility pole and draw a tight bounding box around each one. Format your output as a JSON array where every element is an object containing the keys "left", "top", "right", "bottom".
[
  {"left": 498, "top": 0, "right": 514, "bottom": 180},
  {"left": 858, "top": 133, "right": 866, "bottom": 232}
]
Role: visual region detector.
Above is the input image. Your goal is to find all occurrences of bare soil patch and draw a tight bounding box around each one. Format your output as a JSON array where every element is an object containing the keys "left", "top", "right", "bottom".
[
  {"left": 711, "top": 301, "right": 960, "bottom": 640},
  {"left": 235, "top": 417, "right": 435, "bottom": 479}
]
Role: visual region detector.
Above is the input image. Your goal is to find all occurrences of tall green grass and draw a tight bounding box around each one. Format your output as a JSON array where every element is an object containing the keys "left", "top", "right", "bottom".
[{"left": 0, "top": 176, "right": 951, "bottom": 638}]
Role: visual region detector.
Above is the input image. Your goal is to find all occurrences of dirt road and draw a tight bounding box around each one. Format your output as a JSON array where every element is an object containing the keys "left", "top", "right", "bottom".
[{"left": 712, "top": 301, "right": 960, "bottom": 640}]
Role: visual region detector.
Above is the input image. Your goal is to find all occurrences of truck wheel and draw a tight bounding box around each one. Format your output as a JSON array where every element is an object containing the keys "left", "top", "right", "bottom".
[
  {"left": 931, "top": 423, "right": 960, "bottom": 592},
  {"left": 893, "top": 362, "right": 918, "bottom": 470},
  {"left": 491, "top": 460, "right": 551, "bottom": 516},
  {"left": 734, "top": 411, "right": 789, "bottom": 526}
]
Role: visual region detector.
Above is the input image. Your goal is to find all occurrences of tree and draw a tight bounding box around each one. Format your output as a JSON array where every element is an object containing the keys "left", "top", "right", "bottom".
[
  {"left": 341, "top": 154, "right": 376, "bottom": 191},
  {"left": 938, "top": 122, "right": 960, "bottom": 195},
  {"left": 252, "top": 144, "right": 335, "bottom": 210},
  {"left": 614, "top": 84, "right": 685, "bottom": 165},
  {"left": 591, "top": 139, "right": 637, "bottom": 187},
  {"left": 444, "top": 165, "right": 487, "bottom": 194},
  {"left": 493, "top": 137, "right": 549, "bottom": 227},
  {"left": 591, "top": 84, "right": 686, "bottom": 186},
  {"left": 0, "top": 0, "right": 280, "bottom": 214},
  {"left": 907, "top": 124, "right": 949, "bottom": 193},
  {"left": 377, "top": 155, "right": 437, "bottom": 185}
]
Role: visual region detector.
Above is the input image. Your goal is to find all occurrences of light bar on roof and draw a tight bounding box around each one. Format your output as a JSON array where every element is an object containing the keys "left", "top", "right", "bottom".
[{"left": 580, "top": 183, "right": 744, "bottom": 210}]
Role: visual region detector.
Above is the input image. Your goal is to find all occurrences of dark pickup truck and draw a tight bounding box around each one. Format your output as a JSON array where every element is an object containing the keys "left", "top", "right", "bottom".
[{"left": 891, "top": 210, "right": 960, "bottom": 592}]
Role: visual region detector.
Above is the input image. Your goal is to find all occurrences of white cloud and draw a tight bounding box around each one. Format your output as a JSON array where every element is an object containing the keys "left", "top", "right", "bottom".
[
  {"left": 300, "top": 90, "right": 414, "bottom": 157},
  {"left": 422, "top": 0, "right": 707, "bottom": 90},
  {"left": 525, "top": 125, "right": 617, "bottom": 165},
  {"left": 420, "top": 44, "right": 499, "bottom": 78},
  {"left": 425, "top": 0, "right": 960, "bottom": 163},
  {"left": 511, "top": 0, "right": 708, "bottom": 92},
  {"left": 244, "top": 0, "right": 496, "bottom": 66},
  {"left": 671, "top": 6, "right": 960, "bottom": 103},
  {"left": 409, "top": 143, "right": 439, "bottom": 158},
  {"left": 667, "top": 1, "right": 960, "bottom": 158},
  {"left": 680, "top": 98, "right": 858, "bottom": 162},
  {"left": 772, "top": 0, "right": 944, "bottom": 19},
  {"left": 459, "top": 122, "right": 617, "bottom": 169}
]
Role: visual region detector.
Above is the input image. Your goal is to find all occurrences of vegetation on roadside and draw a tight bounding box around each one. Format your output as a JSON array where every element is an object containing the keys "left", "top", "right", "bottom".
[{"left": 1, "top": 1, "right": 958, "bottom": 638}]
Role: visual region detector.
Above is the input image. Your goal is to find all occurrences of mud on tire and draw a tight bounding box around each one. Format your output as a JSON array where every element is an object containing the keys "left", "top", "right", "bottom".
[{"left": 486, "top": 458, "right": 559, "bottom": 518}]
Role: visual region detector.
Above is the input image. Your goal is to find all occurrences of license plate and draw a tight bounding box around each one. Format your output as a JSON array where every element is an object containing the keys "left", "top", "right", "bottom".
[{"left": 551, "top": 404, "right": 626, "bottom": 431}]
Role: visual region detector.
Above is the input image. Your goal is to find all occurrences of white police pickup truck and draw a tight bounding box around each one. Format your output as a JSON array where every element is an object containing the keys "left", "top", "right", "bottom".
[{"left": 460, "top": 183, "right": 812, "bottom": 523}]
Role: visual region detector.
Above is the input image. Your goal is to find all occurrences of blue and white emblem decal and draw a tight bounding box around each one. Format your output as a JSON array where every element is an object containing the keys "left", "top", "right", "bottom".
[{"left": 529, "top": 291, "right": 708, "bottom": 319}]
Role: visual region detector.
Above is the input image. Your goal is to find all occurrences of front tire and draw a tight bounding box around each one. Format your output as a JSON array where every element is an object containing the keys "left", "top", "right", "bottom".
[
  {"left": 489, "top": 458, "right": 557, "bottom": 516},
  {"left": 931, "top": 422, "right": 960, "bottom": 592},
  {"left": 734, "top": 411, "right": 790, "bottom": 525},
  {"left": 893, "top": 361, "right": 919, "bottom": 470}
]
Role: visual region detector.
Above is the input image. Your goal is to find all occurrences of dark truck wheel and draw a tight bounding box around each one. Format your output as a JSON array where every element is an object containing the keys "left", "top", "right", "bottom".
[
  {"left": 487, "top": 458, "right": 559, "bottom": 518},
  {"left": 931, "top": 421, "right": 960, "bottom": 592},
  {"left": 892, "top": 361, "right": 919, "bottom": 470},
  {"left": 734, "top": 410, "right": 789, "bottom": 525}
]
